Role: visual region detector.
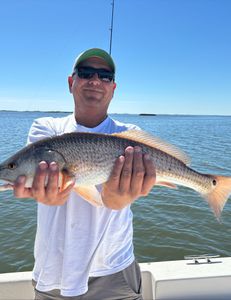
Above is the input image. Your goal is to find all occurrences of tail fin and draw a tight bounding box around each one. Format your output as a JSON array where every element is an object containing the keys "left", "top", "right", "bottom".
[{"left": 204, "top": 175, "right": 231, "bottom": 221}]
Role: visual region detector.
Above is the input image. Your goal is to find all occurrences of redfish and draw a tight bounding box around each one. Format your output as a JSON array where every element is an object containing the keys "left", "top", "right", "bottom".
[{"left": 0, "top": 130, "right": 230, "bottom": 219}]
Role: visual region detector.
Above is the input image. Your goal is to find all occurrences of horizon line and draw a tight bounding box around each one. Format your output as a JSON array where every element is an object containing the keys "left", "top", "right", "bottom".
[{"left": 0, "top": 110, "right": 230, "bottom": 117}]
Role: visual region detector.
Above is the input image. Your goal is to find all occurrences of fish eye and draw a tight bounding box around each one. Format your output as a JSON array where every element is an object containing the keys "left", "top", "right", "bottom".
[{"left": 8, "top": 163, "right": 16, "bottom": 169}]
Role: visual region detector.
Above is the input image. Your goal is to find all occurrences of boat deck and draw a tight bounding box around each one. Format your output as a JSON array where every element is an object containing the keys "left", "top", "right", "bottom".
[{"left": 1, "top": 257, "right": 231, "bottom": 299}]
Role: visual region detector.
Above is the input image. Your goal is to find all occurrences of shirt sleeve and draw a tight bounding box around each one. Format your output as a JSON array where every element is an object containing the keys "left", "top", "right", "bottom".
[{"left": 27, "top": 118, "right": 56, "bottom": 145}]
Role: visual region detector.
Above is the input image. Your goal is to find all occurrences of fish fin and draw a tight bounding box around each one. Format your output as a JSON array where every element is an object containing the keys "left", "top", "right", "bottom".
[
  {"left": 59, "top": 172, "right": 75, "bottom": 191},
  {"left": 156, "top": 181, "right": 178, "bottom": 189},
  {"left": 203, "top": 175, "right": 231, "bottom": 221},
  {"left": 112, "top": 130, "right": 190, "bottom": 165},
  {"left": 73, "top": 185, "right": 103, "bottom": 207}
]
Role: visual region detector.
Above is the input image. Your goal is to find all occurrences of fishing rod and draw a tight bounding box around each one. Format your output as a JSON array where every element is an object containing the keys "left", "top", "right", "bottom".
[{"left": 109, "top": 0, "right": 115, "bottom": 55}]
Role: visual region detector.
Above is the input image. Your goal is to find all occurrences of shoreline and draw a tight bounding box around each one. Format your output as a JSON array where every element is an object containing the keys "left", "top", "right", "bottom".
[{"left": 0, "top": 110, "right": 230, "bottom": 117}]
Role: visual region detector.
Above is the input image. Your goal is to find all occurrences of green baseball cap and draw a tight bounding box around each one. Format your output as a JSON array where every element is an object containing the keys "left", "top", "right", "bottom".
[{"left": 72, "top": 48, "right": 116, "bottom": 74}]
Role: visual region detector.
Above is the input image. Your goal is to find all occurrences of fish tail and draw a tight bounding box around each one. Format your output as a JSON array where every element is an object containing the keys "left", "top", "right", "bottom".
[{"left": 204, "top": 175, "right": 231, "bottom": 220}]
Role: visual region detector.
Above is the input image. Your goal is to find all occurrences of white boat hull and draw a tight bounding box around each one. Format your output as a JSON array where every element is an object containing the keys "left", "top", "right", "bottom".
[{"left": 1, "top": 257, "right": 231, "bottom": 299}]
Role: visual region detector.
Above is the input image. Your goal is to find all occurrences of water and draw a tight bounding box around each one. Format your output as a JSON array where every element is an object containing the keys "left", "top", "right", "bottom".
[{"left": 0, "top": 111, "right": 231, "bottom": 273}]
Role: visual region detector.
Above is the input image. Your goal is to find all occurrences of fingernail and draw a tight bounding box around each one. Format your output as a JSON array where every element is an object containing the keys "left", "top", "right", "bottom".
[
  {"left": 39, "top": 161, "right": 48, "bottom": 170},
  {"left": 134, "top": 146, "right": 141, "bottom": 153},
  {"left": 119, "top": 156, "right": 125, "bottom": 163},
  {"left": 144, "top": 153, "right": 150, "bottom": 160},
  {"left": 17, "top": 176, "right": 26, "bottom": 183},
  {"left": 50, "top": 162, "right": 58, "bottom": 171},
  {"left": 126, "top": 146, "right": 134, "bottom": 153}
]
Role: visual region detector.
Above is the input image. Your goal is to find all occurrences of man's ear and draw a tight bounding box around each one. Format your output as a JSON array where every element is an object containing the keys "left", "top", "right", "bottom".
[
  {"left": 68, "top": 76, "right": 73, "bottom": 93},
  {"left": 113, "top": 82, "right": 117, "bottom": 90}
]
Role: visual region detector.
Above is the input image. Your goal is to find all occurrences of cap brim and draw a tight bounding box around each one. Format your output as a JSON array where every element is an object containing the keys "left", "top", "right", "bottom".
[{"left": 73, "top": 48, "right": 115, "bottom": 73}]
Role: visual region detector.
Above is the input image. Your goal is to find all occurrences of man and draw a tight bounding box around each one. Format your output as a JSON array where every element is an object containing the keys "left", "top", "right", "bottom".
[{"left": 14, "top": 48, "right": 156, "bottom": 299}]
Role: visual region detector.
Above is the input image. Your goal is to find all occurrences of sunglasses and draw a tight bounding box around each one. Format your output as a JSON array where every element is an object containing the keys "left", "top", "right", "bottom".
[{"left": 74, "top": 67, "right": 114, "bottom": 83}]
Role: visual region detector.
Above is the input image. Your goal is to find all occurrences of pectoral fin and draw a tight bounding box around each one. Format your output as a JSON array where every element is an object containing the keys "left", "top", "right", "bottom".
[
  {"left": 73, "top": 185, "right": 103, "bottom": 207},
  {"left": 59, "top": 172, "right": 75, "bottom": 191},
  {"left": 156, "top": 181, "right": 178, "bottom": 189}
]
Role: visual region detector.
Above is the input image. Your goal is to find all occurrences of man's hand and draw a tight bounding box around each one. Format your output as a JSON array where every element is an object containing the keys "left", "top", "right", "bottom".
[
  {"left": 102, "top": 146, "right": 156, "bottom": 210},
  {"left": 14, "top": 161, "right": 75, "bottom": 205}
]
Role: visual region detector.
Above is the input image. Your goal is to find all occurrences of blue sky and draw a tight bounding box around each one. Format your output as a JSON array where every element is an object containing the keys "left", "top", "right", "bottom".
[{"left": 0, "top": 0, "right": 230, "bottom": 115}]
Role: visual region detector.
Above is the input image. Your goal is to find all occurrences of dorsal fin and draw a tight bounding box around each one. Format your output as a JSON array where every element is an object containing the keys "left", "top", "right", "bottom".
[{"left": 112, "top": 130, "right": 190, "bottom": 165}]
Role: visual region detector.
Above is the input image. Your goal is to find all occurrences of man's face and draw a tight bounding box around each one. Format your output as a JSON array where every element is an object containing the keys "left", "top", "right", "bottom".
[{"left": 68, "top": 57, "right": 116, "bottom": 113}]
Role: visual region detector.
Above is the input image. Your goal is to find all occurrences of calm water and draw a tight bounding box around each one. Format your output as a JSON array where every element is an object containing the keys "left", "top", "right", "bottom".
[{"left": 0, "top": 111, "right": 231, "bottom": 273}]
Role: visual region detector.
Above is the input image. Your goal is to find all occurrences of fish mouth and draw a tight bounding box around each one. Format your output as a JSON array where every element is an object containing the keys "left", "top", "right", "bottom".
[
  {"left": 0, "top": 181, "right": 14, "bottom": 191},
  {"left": 0, "top": 179, "right": 13, "bottom": 185},
  {"left": 0, "top": 183, "right": 14, "bottom": 192}
]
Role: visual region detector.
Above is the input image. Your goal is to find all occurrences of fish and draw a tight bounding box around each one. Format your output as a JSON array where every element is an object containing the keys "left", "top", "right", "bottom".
[{"left": 0, "top": 130, "right": 230, "bottom": 219}]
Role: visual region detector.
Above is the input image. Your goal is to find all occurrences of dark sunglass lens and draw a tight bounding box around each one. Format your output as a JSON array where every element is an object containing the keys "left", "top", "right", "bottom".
[
  {"left": 99, "top": 74, "right": 113, "bottom": 82},
  {"left": 77, "top": 72, "right": 92, "bottom": 79},
  {"left": 97, "top": 70, "right": 114, "bottom": 82},
  {"left": 77, "top": 68, "right": 94, "bottom": 79},
  {"left": 77, "top": 67, "right": 114, "bottom": 82}
]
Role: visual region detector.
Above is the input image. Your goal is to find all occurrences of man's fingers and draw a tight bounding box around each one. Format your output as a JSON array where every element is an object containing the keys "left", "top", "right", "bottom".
[
  {"left": 120, "top": 146, "right": 134, "bottom": 192},
  {"left": 130, "top": 146, "right": 145, "bottom": 195},
  {"left": 44, "top": 181, "right": 75, "bottom": 206},
  {"left": 14, "top": 175, "right": 32, "bottom": 198},
  {"left": 141, "top": 154, "right": 156, "bottom": 195},
  {"left": 46, "top": 162, "right": 59, "bottom": 196},
  {"left": 13, "top": 161, "right": 74, "bottom": 205},
  {"left": 107, "top": 155, "right": 125, "bottom": 187},
  {"left": 32, "top": 161, "right": 48, "bottom": 199}
]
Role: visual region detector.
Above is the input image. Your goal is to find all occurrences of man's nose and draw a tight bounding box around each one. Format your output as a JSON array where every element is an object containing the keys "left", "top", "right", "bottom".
[{"left": 88, "top": 73, "right": 101, "bottom": 85}]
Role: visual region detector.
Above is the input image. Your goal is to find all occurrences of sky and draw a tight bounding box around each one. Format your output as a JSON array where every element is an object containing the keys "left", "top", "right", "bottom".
[{"left": 0, "top": 0, "right": 230, "bottom": 115}]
